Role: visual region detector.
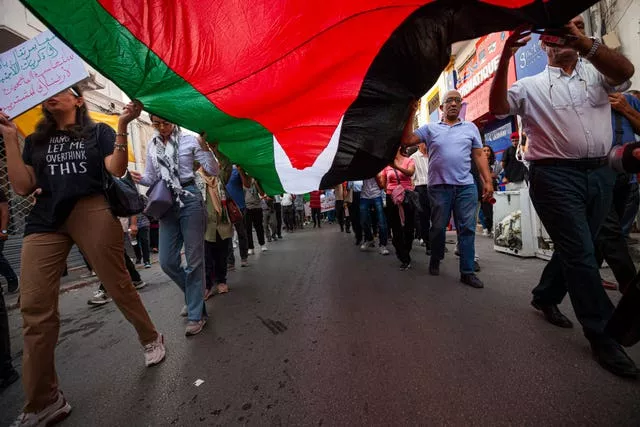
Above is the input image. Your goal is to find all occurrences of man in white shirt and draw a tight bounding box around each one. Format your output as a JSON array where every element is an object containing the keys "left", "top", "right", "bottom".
[
  {"left": 490, "top": 16, "right": 637, "bottom": 378},
  {"left": 410, "top": 143, "right": 431, "bottom": 254}
]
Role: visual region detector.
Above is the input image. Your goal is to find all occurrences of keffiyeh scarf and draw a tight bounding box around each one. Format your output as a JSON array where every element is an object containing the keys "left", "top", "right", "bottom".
[{"left": 150, "top": 127, "right": 191, "bottom": 207}]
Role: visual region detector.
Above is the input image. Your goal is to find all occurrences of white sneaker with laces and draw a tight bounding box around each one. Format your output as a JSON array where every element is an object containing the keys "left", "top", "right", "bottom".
[
  {"left": 87, "top": 289, "right": 111, "bottom": 306},
  {"left": 261, "top": 245, "right": 268, "bottom": 252},
  {"left": 379, "top": 246, "right": 390, "bottom": 255},
  {"left": 12, "top": 390, "right": 71, "bottom": 427},
  {"left": 143, "top": 333, "right": 166, "bottom": 367},
  {"left": 180, "top": 305, "right": 188, "bottom": 317}
]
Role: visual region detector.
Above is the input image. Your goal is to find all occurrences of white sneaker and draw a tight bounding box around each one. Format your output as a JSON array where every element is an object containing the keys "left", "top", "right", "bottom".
[
  {"left": 261, "top": 245, "right": 268, "bottom": 252},
  {"left": 133, "top": 280, "right": 146, "bottom": 289},
  {"left": 12, "top": 390, "right": 72, "bottom": 427},
  {"left": 87, "top": 289, "right": 111, "bottom": 306},
  {"left": 180, "top": 305, "right": 188, "bottom": 317},
  {"left": 379, "top": 246, "right": 390, "bottom": 256},
  {"left": 185, "top": 319, "right": 206, "bottom": 336},
  {"left": 143, "top": 333, "right": 166, "bottom": 367},
  {"left": 248, "top": 249, "right": 255, "bottom": 255},
  {"left": 482, "top": 228, "right": 488, "bottom": 236}
]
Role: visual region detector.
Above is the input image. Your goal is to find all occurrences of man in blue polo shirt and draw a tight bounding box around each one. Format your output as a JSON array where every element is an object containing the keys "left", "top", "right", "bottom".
[
  {"left": 596, "top": 91, "right": 640, "bottom": 292},
  {"left": 403, "top": 91, "right": 493, "bottom": 289}
]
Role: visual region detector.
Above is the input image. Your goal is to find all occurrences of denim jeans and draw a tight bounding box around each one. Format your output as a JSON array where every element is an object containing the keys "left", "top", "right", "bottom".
[
  {"left": 159, "top": 185, "right": 206, "bottom": 322},
  {"left": 428, "top": 184, "right": 478, "bottom": 274},
  {"left": 415, "top": 185, "right": 431, "bottom": 249},
  {"left": 360, "top": 196, "right": 388, "bottom": 246},
  {"left": 132, "top": 226, "right": 151, "bottom": 264},
  {"left": 529, "top": 164, "right": 616, "bottom": 341}
]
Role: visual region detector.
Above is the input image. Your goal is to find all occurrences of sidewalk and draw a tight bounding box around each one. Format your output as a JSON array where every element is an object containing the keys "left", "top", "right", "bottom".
[{"left": 2, "top": 253, "right": 160, "bottom": 311}]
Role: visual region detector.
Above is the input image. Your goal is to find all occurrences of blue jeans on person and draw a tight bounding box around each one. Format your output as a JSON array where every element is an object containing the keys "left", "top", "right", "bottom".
[
  {"left": 159, "top": 185, "right": 207, "bottom": 322},
  {"left": 529, "top": 164, "right": 616, "bottom": 341},
  {"left": 428, "top": 184, "right": 478, "bottom": 274},
  {"left": 360, "top": 196, "right": 388, "bottom": 246}
]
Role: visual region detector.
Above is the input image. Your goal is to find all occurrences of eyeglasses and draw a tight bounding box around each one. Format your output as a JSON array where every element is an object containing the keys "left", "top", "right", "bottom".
[
  {"left": 444, "top": 97, "right": 463, "bottom": 105},
  {"left": 152, "top": 120, "right": 172, "bottom": 129},
  {"left": 68, "top": 88, "right": 80, "bottom": 97}
]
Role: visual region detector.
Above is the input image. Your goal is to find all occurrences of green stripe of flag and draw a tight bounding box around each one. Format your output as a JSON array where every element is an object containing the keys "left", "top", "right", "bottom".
[{"left": 21, "top": 0, "right": 284, "bottom": 194}]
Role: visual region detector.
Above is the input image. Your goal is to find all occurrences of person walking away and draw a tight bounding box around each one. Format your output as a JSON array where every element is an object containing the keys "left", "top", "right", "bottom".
[
  {"left": 334, "top": 183, "right": 346, "bottom": 232},
  {"left": 294, "top": 194, "right": 305, "bottom": 229},
  {"left": 359, "top": 176, "right": 389, "bottom": 254},
  {"left": 273, "top": 194, "right": 283, "bottom": 239},
  {"left": 200, "top": 166, "right": 232, "bottom": 299},
  {"left": 281, "top": 193, "right": 295, "bottom": 232},
  {"left": 225, "top": 165, "right": 249, "bottom": 268},
  {"left": 0, "top": 189, "right": 18, "bottom": 293},
  {"left": 131, "top": 114, "right": 218, "bottom": 337},
  {"left": 1, "top": 90, "right": 165, "bottom": 425},
  {"left": 310, "top": 190, "right": 322, "bottom": 228},
  {"left": 403, "top": 91, "right": 493, "bottom": 288},
  {"left": 348, "top": 181, "right": 363, "bottom": 245},
  {"left": 131, "top": 208, "right": 152, "bottom": 268},
  {"left": 481, "top": 145, "right": 499, "bottom": 237},
  {"left": 595, "top": 91, "right": 640, "bottom": 291},
  {"left": 343, "top": 183, "right": 352, "bottom": 233},
  {"left": 262, "top": 197, "right": 277, "bottom": 243},
  {"left": 410, "top": 143, "right": 431, "bottom": 254},
  {"left": 239, "top": 170, "right": 267, "bottom": 253},
  {"left": 502, "top": 132, "right": 527, "bottom": 190},
  {"left": 489, "top": 17, "right": 638, "bottom": 377}
]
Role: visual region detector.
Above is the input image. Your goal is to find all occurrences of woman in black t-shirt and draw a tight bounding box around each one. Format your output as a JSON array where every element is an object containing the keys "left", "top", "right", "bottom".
[{"left": 0, "top": 87, "right": 165, "bottom": 425}]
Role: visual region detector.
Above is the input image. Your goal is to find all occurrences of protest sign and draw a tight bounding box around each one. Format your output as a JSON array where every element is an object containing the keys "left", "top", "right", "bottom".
[{"left": 1, "top": 30, "right": 89, "bottom": 119}]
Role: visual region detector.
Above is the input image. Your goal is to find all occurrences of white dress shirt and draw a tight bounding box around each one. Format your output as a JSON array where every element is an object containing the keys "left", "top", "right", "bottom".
[
  {"left": 410, "top": 150, "right": 429, "bottom": 186},
  {"left": 500, "top": 60, "right": 630, "bottom": 161}
]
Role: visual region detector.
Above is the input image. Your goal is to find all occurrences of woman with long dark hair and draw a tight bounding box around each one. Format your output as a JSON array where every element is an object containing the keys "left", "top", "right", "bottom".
[
  {"left": 130, "top": 116, "right": 218, "bottom": 336},
  {"left": 0, "top": 86, "right": 165, "bottom": 426}
]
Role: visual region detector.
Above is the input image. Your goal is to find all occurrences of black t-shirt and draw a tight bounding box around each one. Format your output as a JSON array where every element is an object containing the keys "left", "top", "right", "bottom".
[
  {"left": 22, "top": 123, "right": 115, "bottom": 235},
  {"left": 503, "top": 145, "right": 527, "bottom": 183}
]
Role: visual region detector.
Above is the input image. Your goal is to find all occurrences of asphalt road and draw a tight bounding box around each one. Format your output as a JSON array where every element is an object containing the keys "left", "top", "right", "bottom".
[{"left": 2, "top": 226, "right": 640, "bottom": 426}]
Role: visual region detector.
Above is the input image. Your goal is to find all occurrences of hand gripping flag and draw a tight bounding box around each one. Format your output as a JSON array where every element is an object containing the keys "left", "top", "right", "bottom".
[{"left": 21, "top": 0, "right": 598, "bottom": 194}]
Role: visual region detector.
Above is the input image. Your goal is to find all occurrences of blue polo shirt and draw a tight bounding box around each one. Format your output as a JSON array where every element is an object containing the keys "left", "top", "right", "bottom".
[
  {"left": 611, "top": 94, "right": 640, "bottom": 146},
  {"left": 414, "top": 120, "right": 483, "bottom": 186}
]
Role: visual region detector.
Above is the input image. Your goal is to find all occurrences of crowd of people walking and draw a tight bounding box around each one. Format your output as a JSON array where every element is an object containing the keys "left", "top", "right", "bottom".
[{"left": 0, "top": 13, "right": 639, "bottom": 427}]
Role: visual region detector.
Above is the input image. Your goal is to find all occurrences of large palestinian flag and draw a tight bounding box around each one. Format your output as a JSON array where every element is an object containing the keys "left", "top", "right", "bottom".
[{"left": 21, "top": 0, "right": 597, "bottom": 194}]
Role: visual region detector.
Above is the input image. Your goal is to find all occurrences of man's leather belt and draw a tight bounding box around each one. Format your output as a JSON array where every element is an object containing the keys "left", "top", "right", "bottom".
[{"left": 531, "top": 157, "right": 608, "bottom": 170}]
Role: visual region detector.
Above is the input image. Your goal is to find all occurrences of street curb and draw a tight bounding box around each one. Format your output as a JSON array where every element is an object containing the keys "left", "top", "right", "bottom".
[{"left": 8, "top": 277, "right": 101, "bottom": 311}]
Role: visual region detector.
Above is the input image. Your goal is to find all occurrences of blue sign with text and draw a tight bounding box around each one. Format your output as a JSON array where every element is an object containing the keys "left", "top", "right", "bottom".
[{"left": 514, "top": 33, "right": 547, "bottom": 80}]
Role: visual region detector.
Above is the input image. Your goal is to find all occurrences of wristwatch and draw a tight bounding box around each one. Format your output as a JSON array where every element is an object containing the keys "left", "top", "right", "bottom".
[{"left": 583, "top": 37, "right": 601, "bottom": 60}]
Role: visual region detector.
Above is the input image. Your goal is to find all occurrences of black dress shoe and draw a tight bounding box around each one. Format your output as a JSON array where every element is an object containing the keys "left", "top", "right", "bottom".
[
  {"left": 429, "top": 260, "right": 440, "bottom": 276},
  {"left": 461, "top": 273, "right": 484, "bottom": 288},
  {"left": 531, "top": 301, "right": 573, "bottom": 328},
  {"left": 0, "top": 368, "right": 19, "bottom": 391},
  {"left": 473, "top": 261, "right": 481, "bottom": 272},
  {"left": 591, "top": 340, "right": 639, "bottom": 378}
]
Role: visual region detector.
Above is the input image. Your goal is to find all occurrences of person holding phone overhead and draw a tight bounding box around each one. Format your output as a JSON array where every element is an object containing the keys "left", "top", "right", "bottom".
[
  {"left": 0, "top": 87, "right": 165, "bottom": 426},
  {"left": 489, "top": 16, "right": 637, "bottom": 378}
]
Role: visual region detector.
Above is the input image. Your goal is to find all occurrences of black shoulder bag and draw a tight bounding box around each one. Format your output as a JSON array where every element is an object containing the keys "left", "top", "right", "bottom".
[{"left": 96, "top": 124, "right": 145, "bottom": 217}]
